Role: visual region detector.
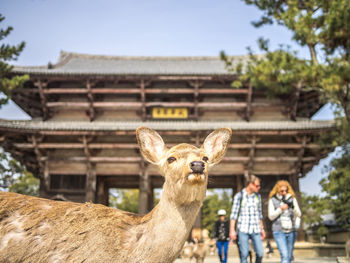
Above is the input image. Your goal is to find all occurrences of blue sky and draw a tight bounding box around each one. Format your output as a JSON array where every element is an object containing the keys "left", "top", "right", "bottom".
[{"left": 1, "top": 0, "right": 335, "bottom": 195}]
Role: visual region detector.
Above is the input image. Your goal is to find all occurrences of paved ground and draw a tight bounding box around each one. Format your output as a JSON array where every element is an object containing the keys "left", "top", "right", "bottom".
[{"left": 174, "top": 255, "right": 337, "bottom": 263}]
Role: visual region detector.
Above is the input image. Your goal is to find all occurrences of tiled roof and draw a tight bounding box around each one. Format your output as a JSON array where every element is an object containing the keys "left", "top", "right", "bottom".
[
  {"left": 0, "top": 120, "right": 336, "bottom": 132},
  {"left": 11, "top": 51, "right": 250, "bottom": 76}
]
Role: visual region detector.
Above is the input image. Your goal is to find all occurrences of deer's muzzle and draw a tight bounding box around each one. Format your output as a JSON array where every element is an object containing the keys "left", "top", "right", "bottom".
[{"left": 190, "top": 161, "right": 205, "bottom": 174}]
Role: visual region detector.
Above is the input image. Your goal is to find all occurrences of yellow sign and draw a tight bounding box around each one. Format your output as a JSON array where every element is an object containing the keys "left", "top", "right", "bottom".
[{"left": 152, "top": 107, "right": 188, "bottom": 119}]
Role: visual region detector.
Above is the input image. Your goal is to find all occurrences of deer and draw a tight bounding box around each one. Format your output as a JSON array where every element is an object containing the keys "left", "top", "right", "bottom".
[{"left": 0, "top": 126, "right": 232, "bottom": 263}]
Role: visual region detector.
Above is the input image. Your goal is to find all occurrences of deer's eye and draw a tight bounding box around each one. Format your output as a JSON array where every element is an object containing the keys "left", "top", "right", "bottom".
[
  {"left": 202, "top": 156, "right": 209, "bottom": 162},
  {"left": 167, "top": 157, "right": 176, "bottom": 163}
]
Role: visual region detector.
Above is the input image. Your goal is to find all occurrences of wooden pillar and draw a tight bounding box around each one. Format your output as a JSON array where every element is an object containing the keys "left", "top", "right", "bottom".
[
  {"left": 194, "top": 81, "right": 199, "bottom": 120},
  {"left": 86, "top": 79, "right": 95, "bottom": 121},
  {"left": 236, "top": 174, "right": 243, "bottom": 192},
  {"left": 245, "top": 83, "right": 253, "bottom": 121},
  {"left": 147, "top": 186, "right": 154, "bottom": 211},
  {"left": 189, "top": 80, "right": 203, "bottom": 120},
  {"left": 247, "top": 136, "right": 256, "bottom": 173},
  {"left": 289, "top": 172, "right": 305, "bottom": 241},
  {"left": 39, "top": 177, "right": 48, "bottom": 198},
  {"left": 83, "top": 135, "right": 96, "bottom": 202},
  {"left": 85, "top": 164, "right": 96, "bottom": 202},
  {"left": 138, "top": 162, "right": 152, "bottom": 214},
  {"left": 290, "top": 82, "right": 302, "bottom": 121},
  {"left": 44, "top": 159, "right": 50, "bottom": 192},
  {"left": 96, "top": 177, "right": 108, "bottom": 205},
  {"left": 35, "top": 80, "right": 49, "bottom": 120},
  {"left": 140, "top": 80, "right": 146, "bottom": 121},
  {"left": 32, "top": 135, "right": 48, "bottom": 197},
  {"left": 243, "top": 169, "right": 249, "bottom": 186}
]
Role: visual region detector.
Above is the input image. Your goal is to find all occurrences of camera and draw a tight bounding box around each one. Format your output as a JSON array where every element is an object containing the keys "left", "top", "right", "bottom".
[{"left": 282, "top": 196, "right": 294, "bottom": 208}]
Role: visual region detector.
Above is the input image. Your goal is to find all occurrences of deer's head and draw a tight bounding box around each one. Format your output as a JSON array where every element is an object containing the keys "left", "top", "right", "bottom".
[{"left": 136, "top": 127, "right": 232, "bottom": 205}]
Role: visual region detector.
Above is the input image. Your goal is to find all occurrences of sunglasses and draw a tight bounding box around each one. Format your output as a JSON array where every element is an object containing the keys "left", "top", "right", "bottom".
[
  {"left": 279, "top": 189, "right": 288, "bottom": 193},
  {"left": 253, "top": 183, "right": 261, "bottom": 188}
]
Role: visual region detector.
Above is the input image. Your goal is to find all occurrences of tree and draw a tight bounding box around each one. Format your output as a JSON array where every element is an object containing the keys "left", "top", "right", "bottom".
[
  {"left": 0, "top": 149, "right": 39, "bottom": 196},
  {"left": 300, "top": 192, "right": 331, "bottom": 241},
  {"left": 0, "top": 13, "right": 28, "bottom": 106},
  {"left": 320, "top": 148, "right": 350, "bottom": 227},
  {"left": 221, "top": 0, "right": 350, "bottom": 231},
  {"left": 300, "top": 192, "right": 330, "bottom": 228},
  {"left": 0, "top": 14, "right": 35, "bottom": 195},
  {"left": 202, "top": 189, "right": 232, "bottom": 236},
  {"left": 221, "top": 0, "right": 350, "bottom": 124}
]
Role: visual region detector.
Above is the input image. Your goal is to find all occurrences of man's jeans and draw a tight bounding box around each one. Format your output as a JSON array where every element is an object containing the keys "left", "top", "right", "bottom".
[
  {"left": 273, "top": 231, "right": 296, "bottom": 263},
  {"left": 238, "top": 231, "right": 264, "bottom": 263},
  {"left": 216, "top": 240, "right": 229, "bottom": 263}
]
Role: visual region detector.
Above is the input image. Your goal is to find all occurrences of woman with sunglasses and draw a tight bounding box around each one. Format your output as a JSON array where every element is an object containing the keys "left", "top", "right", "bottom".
[{"left": 268, "top": 180, "right": 301, "bottom": 263}]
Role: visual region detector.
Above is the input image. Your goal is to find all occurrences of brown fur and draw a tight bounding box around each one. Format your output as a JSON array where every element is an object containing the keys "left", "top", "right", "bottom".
[
  {"left": 193, "top": 242, "right": 207, "bottom": 263},
  {"left": 0, "top": 127, "right": 231, "bottom": 263}
]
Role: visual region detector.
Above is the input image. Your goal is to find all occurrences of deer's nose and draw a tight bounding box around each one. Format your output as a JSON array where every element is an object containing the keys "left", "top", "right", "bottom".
[{"left": 190, "top": 161, "right": 205, "bottom": 173}]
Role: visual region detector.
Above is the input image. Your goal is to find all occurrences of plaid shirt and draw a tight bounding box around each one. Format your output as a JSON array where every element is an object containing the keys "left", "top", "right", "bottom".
[{"left": 230, "top": 188, "right": 263, "bottom": 234}]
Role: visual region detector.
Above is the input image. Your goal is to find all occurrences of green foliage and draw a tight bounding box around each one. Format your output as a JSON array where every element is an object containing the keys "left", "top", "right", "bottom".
[
  {"left": 109, "top": 189, "right": 139, "bottom": 213},
  {"left": 222, "top": 0, "right": 350, "bottom": 125},
  {"left": 0, "top": 149, "right": 39, "bottom": 196},
  {"left": 320, "top": 148, "right": 350, "bottom": 227},
  {"left": 227, "top": 2, "right": 350, "bottom": 231},
  {"left": 0, "top": 13, "right": 28, "bottom": 107},
  {"left": 222, "top": 45, "right": 319, "bottom": 99},
  {"left": 0, "top": 14, "right": 37, "bottom": 196},
  {"left": 300, "top": 192, "right": 332, "bottom": 241},
  {"left": 316, "top": 225, "right": 329, "bottom": 241},
  {"left": 202, "top": 189, "right": 232, "bottom": 237},
  {"left": 300, "top": 192, "right": 330, "bottom": 228},
  {"left": 9, "top": 171, "right": 39, "bottom": 196}
]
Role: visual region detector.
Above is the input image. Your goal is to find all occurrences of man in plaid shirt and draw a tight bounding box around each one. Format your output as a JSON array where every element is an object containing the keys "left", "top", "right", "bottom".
[{"left": 230, "top": 175, "right": 266, "bottom": 263}]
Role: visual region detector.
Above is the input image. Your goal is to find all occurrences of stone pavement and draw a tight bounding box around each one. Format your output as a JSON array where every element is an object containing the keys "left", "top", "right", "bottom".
[
  {"left": 174, "top": 255, "right": 337, "bottom": 263},
  {"left": 174, "top": 241, "right": 345, "bottom": 263}
]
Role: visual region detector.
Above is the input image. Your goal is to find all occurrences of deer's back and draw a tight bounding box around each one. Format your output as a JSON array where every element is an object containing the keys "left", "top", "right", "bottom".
[{"left": 0, "top": 192, "right": 141, "bottom": 262}]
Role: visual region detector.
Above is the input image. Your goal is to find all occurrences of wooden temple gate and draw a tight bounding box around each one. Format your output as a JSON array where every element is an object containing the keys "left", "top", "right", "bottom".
[{"left": 0, "top": 51, "right": 335, "bottom": 237}]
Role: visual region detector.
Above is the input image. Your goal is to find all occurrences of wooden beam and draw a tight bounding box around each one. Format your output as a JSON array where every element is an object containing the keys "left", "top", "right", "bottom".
[
  {"left": 46, "top": 102, "right": 90, "bottom": 108},
  {"left": 13, "top": 142, "right": 325, "bottom": 150},
  {"left": 44, "top": 101, "right": 287, "bottom": 110},
  {"left": 198, "top": 102, "right": 246, "bottom": 109},
  {"left": 155, "top": 76, "right": 214, "bottom": 80},
  {"left": 200, "top": 88, "right": 248, "bottom": 94},
  {"left": 145, "top": 88, "right": 193, "bottom": 94},
  {"left": 222, "top": 156, "right": 316, "bottom": 163},
  {"left": 39, "top": 155, "right": 315, "bottom": 163},
  {"left": 46, "top": 101, "right": 143, "bottom": 109},
  {"left": 14, "top": 142, "right": 139, "bottom": 149},
  {"left": 253, "top": 170, "right": 296, "bottom": 176},
  {"left": 42, "top": 87, "right": 249, "bottom": 95},
  {"left": 43, "top": 88, "right": 141, "bottom": 94},
  {"left": 41, "top": 156, "right": 142, "bottom": 162},
  {"left": 145, "top": 102, "right": 194, "bottom": 107}
]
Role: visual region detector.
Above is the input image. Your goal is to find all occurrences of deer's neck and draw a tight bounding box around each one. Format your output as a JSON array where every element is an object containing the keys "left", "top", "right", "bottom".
[{"left": 127, "top": 183, "right": 203, "bottom": 263}]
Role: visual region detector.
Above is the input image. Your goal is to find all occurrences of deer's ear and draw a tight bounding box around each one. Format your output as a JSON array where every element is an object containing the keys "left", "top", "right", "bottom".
[
  {"left": 136, "top": 127, "right": 166, "bottom": 164},
  {"left": 202, "top": 128, "right": 232, "bottom": 166}
]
